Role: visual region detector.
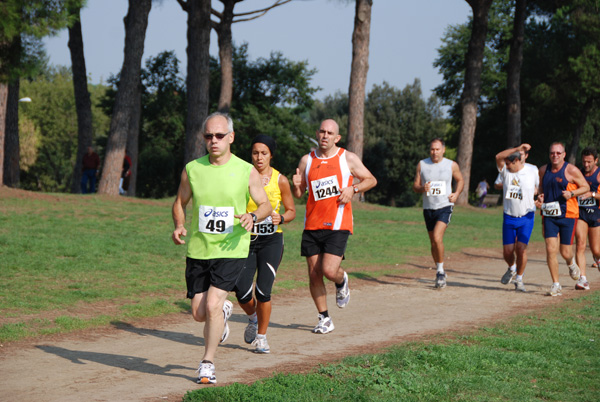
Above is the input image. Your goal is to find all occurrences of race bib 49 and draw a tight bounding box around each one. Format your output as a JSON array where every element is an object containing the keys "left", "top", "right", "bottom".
[{"left": 198, "top": 206, "right": 234, "bottom": 234}]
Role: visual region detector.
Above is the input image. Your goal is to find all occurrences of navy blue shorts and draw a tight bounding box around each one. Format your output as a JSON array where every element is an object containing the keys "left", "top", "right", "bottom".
[
  {"left": 542, "top": 217, "right": 577, "bottom": 245},
  {"left": 301, "top": 230, "right": 350, "bottom": 257},
  {"left": 578, "top": 207, "right": 600, "bottom": 228},
  {"left": 185, "top": 257, "right": 246, "bottom": 298},
  {"left": 423, "top": 206, "right": 453, "bottom": 232},
  {"left": 503, "top": 212, "right": 535, "bottom": 245}
]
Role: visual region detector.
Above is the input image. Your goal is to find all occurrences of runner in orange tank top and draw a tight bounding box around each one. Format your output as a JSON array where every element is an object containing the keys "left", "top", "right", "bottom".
[{"left": 292, "top": 119, "right": 377, "bottom": 334}]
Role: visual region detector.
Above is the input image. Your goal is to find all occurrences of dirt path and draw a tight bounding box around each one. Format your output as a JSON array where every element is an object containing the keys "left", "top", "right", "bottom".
[{"left": 1, "top": 245, "right": 596, "bottom": 402}]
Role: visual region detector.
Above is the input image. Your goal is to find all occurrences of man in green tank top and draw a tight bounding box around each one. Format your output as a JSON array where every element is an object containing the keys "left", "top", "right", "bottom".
[{"left": 172, "top": 112, "right": 271, "bottom": 384}]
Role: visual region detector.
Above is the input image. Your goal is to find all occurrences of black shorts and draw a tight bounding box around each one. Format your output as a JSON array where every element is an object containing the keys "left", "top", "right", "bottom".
[
  {"left": 423, "top": 206, "right": 453, "bottom": 232},
  {"left": 579, "top": 207, "right": 600, "bottom": 228},
  {"left": 235, "top": 232, "right": 284, "bottom": 304},
  {"left": 185, "top": 257, "right": 246, "bottom": 299},
  {"left": 301, "top": 230, "right": 350, "bottom": 257}
]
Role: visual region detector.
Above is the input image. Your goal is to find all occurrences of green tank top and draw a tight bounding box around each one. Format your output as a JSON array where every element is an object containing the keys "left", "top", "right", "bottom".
[{"left": 186, "top": 154, "right": 252, "bottom": 259}]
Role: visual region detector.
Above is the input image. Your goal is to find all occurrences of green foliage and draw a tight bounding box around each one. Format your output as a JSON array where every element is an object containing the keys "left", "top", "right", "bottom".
[
  {"left": 364, "top": 80, "right": 446, "bottom": 207},
  {"left": 18, "top": 66, "right": 109, "bottom": 192},
  {"left": 184, "top": 293, "right": 600, "bottom": 402},
  {"left": 434, "top": 0, "right": 600, "bottom": 189}
]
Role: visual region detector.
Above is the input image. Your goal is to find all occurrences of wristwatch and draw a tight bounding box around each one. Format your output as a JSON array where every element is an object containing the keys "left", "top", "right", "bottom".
[
  {"left": 593, "top": 192, "right": 596, "bottom": 199},
  {"left": 570, "top": 191, "right": 575, "bottom": 198},
  {"left": 353, "top": 185, "right": 359, "bottom": 193},
  {"left": 280, "top": 214, "right": 285, "bottom": 224},
  {"left": 250, "top": 213, "right": 257, "bottom": 222}
]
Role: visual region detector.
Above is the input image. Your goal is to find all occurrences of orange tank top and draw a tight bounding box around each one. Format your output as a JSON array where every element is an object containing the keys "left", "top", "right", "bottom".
[{"left": 304, "top": 148, "right": 354, "bottom": 233}]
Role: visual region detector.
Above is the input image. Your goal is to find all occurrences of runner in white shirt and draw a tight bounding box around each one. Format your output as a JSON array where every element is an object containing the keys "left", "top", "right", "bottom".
[{"left": 495, "top": 144, "right": 539, "bottom": 292}]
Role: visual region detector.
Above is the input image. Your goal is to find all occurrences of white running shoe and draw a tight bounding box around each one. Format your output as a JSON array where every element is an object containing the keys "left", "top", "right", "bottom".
[
  {"left": 336, "top": 271, "right": 350, "bottom": 308},
  {"left": 575, "top": 277, "right": 590, "bottom": 290},
  {"left": 435, "top": 272, "right": 447, "bottom": 289},
  {"left": 197, "top": 361, "right": 216, "bottom": 384},
  {"left": 548, "top": 283, "right": 562, "bottom": 297},
  {"left": 244, "top": 319, "right": 258, "bottom": 344},
  {"left": 514, "top": 278, "right": 526, "bottom": 292},
  {"left": 251, "top": 336, "right": 270, "bottom": 354},
  {"left": 312, "top": 314, "right": 335, "bottom": 334},
  {"left": 501, "top": 268, "right": 516, "bottom": 285},
  {"left": 568, "top": 264, "right": 581, "bottom": 280},
  {"left": 220, "top": 300, "right": 233, "bottom": 344}
]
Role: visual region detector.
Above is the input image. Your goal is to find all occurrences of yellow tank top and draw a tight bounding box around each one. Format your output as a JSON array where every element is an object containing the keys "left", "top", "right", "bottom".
[{"left": 247, "top": 168, "right": 283, "bottom": 234}]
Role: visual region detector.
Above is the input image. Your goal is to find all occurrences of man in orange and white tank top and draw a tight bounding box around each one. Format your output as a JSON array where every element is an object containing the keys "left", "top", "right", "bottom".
[{"left": 292, "top": 119, "right": 377, "bottom": 334}]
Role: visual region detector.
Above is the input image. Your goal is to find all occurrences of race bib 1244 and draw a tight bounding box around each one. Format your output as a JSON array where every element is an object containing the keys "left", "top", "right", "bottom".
[{"left": 311, "top": 175, "right": 341, "bottom": 201}]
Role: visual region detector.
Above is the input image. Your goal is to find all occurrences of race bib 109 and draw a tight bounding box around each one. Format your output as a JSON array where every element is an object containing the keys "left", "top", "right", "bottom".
[
  {"left": 198, "top": 205, "right": 234, "bottom": 234},
  {"left": 311, "top": 175, "right": 341, "bottom": 201},
  {"left": 505, "top": 185, "right": 523, "bottom": 200}
]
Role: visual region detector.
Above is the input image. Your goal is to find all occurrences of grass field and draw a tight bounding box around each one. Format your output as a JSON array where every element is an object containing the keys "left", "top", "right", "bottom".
[
  {"left": 1, "top": 189, "right": 541, "bottom": 342},
  {"left": 184, "top": 292, "right": 599, "bottom": 402}
]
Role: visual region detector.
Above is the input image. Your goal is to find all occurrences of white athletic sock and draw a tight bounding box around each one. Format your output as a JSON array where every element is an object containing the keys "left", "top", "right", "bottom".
[
  {"left": 581, "top": 275, "right": 587, "bottom": 281},
  {"left": 248, "top": 312, "right": 257, "bottom": 323},
  {"left": 436, "top": 263, "right": 444, "bottom": 274},
  {"left": 256, "top": 333, "right": 266, "bottom": 340},
  {"left": 567, "top": 259, "right": 576, "bottom": 267},
  {"left": 553, "top": 282, "right": 560, "bottom": 286},
  {"left": 516, "top": 274, "right": 523, "bottom": 282},
  {"left": 509, "top": 264, "right": 517, "bottom": 272}
]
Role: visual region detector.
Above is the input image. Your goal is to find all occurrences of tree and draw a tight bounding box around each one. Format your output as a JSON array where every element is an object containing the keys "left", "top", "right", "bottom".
[
  {"left": 97, "top": 0, "right": 152, "bottom": 195},
  {"left": 505, "top": 0, "right": 527, "bottom": 147},
  {"left": 67, "top": 4, "right": 94, "bottom": 194},
  {"left": 455, "top": 0, "right": 494, "bottom": 205},
  {"left": 210, "top": 0, "right": 291, "bottom": 113},
  {"left": 0, "top": 0, "right": 80, "bottom": 187},
  {"left": 176, "top": 0, "right": 211, "bottom": 164},
  {"left": 347, "top": 0, "right": 372, "bottom": 162}
]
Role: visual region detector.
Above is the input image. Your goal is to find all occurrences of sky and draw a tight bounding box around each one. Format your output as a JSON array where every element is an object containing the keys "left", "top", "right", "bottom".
[{"left": 43, "top": 0, "right": 472, "bottom": 101}]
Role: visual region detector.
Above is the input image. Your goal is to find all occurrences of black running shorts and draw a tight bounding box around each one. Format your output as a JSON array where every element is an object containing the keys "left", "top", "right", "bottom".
[
  {"left": 300, "top": 229, "right": 350, "bottom": 257},
  {"left": 185, "top": 257, "right": 246, "bottom": 299}
]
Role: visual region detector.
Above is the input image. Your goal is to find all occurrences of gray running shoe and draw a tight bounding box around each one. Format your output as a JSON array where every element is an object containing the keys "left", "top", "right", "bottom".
[
  {"left": 197, "top": 361, "right": 216, "bottom": 384},
  {"left": 501, "top": 268, "right": 516, "bottom": 285},
  {"left": 336, "top": 271, "right": 350, "bottom": 308},
  {"left": 568, "top": 264, "right": 581, "bottom": 280},
  {"left": 575, "top": 277, "right": 590, "bottom": 290},
  {"left": 251, "top": 336, "right": 270, "bottom": 354},
  {"left": 220, "top": 300, "right": 233, "bottom": 344},
  {"left": 244, "top": 319, "right": 258, "bottom": 344},
  {"left": 312, "top": 314, "right": 335, "bottom": 334},
  {"left": 514, "top": 279, "right": 526, "bottom": 292},
  {"left": 548, "top": 283, "right": 562, "bottom": 297},
  {"left": 434, "top": 272, "right": 447, "bottom": 289}
]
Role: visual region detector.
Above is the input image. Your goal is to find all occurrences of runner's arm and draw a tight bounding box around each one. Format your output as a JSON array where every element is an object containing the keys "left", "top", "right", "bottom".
[
  {"left": 563, "top": 165, "right": 590, "bottom": 200},
  {"left": 292, "top": 155, "right": 309, "bottom": 199},
  {"left": 172, "top": 169, "right": 192, "bottom": 245},
  {"left": 238, "top": 168, "right": 272, "bottom": 231},
  {"left": 337, "top": 151, "right": 377, "bottom": 204},
  {"left": 412, "top": 162, "right": 428, "bottom": 193},
  {"left": 272, "top": 174, "right": 296, "bottom": 225},
  {"left": 449, "top": 162, "right": 464, "bottom": 203}
]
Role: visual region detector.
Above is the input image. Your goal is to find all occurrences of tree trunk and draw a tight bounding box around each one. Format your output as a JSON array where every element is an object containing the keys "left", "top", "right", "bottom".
[
  {"left": 347, "top": 0, "right": 372, "bottom": 162},
  {"left": 68, "top": 6, "right": 94, "bottom": 194},
  {"left": 456, "top": 0, "right": 493, "bottom": 205},
  {"left": 4, "top": 80, "right": 20, "bottom": 188},
  {"left": 0, "top": 83, "right": 7, "bottom": 187},
  {"left": 125, "top": 80, "right": 142, "bottom": 197},
  {"left": 506, "top": 0, "right": 526, "bottom": 148},
  {"left": 183, "top": 0, "right": 211, "bottom": 164},
  {"left": 97, "top": 0, "right": 151, "bottom": 195},
  {"left": 567, "top": 98, "right": 593, "bottom": 164},
  {"left": 216, "top": 0, "right": 236, "bottom": 114}
]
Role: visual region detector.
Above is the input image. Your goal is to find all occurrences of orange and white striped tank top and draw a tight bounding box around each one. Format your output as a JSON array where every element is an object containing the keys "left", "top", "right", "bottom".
[{"left": 304, "top": 148, "right": 354, "bottom": 233}]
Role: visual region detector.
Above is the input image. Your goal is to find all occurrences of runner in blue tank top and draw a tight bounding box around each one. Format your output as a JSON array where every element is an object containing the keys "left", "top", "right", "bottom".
[
  {"left": 574, "top": 147, "right": 600, "bottom": 291},
  {"left": 536, "top": 142, "right": 589, "bottom": 296}
]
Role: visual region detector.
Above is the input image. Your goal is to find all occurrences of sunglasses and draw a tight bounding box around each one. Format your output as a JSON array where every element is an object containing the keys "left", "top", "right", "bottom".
[{"left": 203, "top": 132, "right": 230, "bottom": 140}]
